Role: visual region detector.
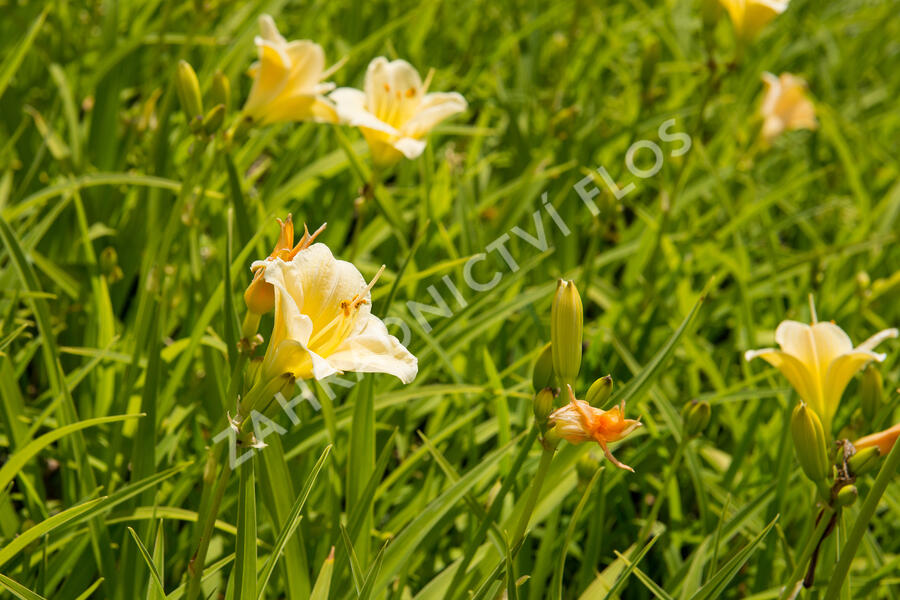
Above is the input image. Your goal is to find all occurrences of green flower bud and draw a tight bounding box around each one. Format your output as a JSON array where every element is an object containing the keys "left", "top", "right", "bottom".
[
  {"left": 683, "top": 400, "right": 712, "bottom": 438},
  {"left": 847, "top": 445, "right": 881, "bottom": 476},
  {"left": 791, "top": 403, "right": 830, "bottom": 486},
  {"left": 202, "top": 104, "right": 226, "bottom": 135},
  {"left": 585, "top": 375, "right": 613, "bottom": 407},
  {"left": 640, "top": 39, "right": 660, "bottom": 94},
  {"left": 835, "top": 484, "right": 858, "bottom": 507},
  {"left": 532, "top": 343, "right": 556, "bottom": 391},
  {"left": 551, "top": 279, "right": 583, "bottom": 388},
  {"left": 175, "top": 60, "right": 203, "bottom": 126},
  {"left": 533, "top": 388, "right": 556, "bottom": 430},
  {"left": 701, "top": 0, "right": 721, "bottom": 30},
  {"left": 211, "top": 70, "right": 230, "bottom": 110},
  {"left": 99, "top": 246, "right": 123, "bottom": 283},
  {"left": 860, "top": 365, "right": 882, "bottom": 423}
]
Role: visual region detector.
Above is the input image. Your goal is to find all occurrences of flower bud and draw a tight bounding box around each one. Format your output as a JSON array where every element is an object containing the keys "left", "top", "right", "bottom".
[
  {"left": 244, "top": 271, "right": 275, "bottom": 315},
  {"left": 533, "top": 388, "right": 556, "bottom": 429},
  {"left": 683, "top": 400, "right": 712, "bottom": 438},
  {"left": 202, "top": 104, "right": 226, "bottom": 135},
  {"left": 640, "top": 39, "right": 660, "bottom": 94},
  {"left": 551, "top": 279, "right": 583, "bottom": 387},
  {"left": 859, "top": 365, "right": 882, "bottom": 422},
  {"left": 532, "top": 343, "right": 556, "bottom": 391},
  {"left": 847, "top": 446, "right": 881, "bottom": 476},
  {"left": 835, "top": 485, "right": 858, "bottom": 507},
  {"left": 175, "top": 60, "right": 204, "bottom": 126},
  {"left": 211, "top": 70, "right": 230, "bottom": 110},
  {"left": 99, "top": 246, "right": 123, "bottom": 283},
  {"left": 701, "top": 0, "right": 721, "bottom": 30},
  {"left": 791, "top": 403, "right": 830, "bottom": 485},
  {"left": 585, "top": 375, "right": 613, "bottom": 407}
]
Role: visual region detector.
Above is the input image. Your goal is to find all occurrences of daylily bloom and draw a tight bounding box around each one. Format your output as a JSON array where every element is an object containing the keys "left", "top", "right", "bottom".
[
  {"left": 241, "top": 15, "right": 339, "bottom": 125},
  {"left": 548, "top": 385, "right": 642, "bottom": 471},
  {"left": 854, "top": 422, "right": 900, "bottom": 456},
  {"left": 329, "top": 57, "right": 467, "bottom": 166},
  {"left": 745, "top": 321, "right": 897, "bottom": 433},
  {"left": 244, "top": 215, "right": 325, "bottom": 315},
  {"left": 760, "top": 72, "right": 818, "bottom": 144},
  {"left": 258, "top": 243, "right": 417, "bottom": 383},
  {"left": 720, "top": 0, "right": 789, "bottom": 41}
]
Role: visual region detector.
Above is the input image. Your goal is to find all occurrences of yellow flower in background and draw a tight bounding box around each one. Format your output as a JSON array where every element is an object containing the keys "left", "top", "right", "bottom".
[
  {"left": 720, "top": 0, "right": 788, "bottom": 41},
  {"left": 241, "top": 14, "right": 339, "bottom": 125},
  {"left": 329, "top": 57, "right": 467, "bottom": 166},
  {"left": 258, "top": 243, "right": 417, "bottom": 383},
  {"left": 745, "top": 321, "right": 897, "bottom": 432},
  {"left": 548, "top": 385, "right": 642, "bottom": 471},
  {"left": 855, "top": 422, "right": 900, "bottom": 457},
  {"left": 760, "top": 72, "right": 818, "bottom": 144},
  {"left": 244, "top": 215, "right": 326, "bottom": 315}
]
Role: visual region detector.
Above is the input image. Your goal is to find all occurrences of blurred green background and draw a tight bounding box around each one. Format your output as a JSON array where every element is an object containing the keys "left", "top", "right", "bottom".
[{"left": 0, "top": 0, "right": 898, "bottom": 598}]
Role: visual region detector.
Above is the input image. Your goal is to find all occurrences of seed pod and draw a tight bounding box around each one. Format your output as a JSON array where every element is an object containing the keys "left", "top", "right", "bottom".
[
  {"left": 684, "top": 400, "right": 712, "bottom": 438},
  {"left": 847, "top": 446, "right": 881, "bottom": 476},
  {"left": 835, "top": 485, "right": 858, "bottom": 507},
  {"left": 791, "top": 403, "right": 830, "bottom": 485},
  {"left": 551, "top": 279, "right": 583, "bottom": 388},
  {"left": 585, "top": 375, "right": 613, "bottom": 407},
  {"left": 532, "top": 343, "right": 556, "bottom": 392},
  {"left": 860, "top": 365, "right": 882, "bottom": 423},
  {"left": 175, "top": 60, "right": 204, "bottom": 125}
]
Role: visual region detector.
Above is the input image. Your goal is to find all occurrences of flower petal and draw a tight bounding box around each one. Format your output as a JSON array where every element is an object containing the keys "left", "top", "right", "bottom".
[
  {"left": 327, "top": 313, "right": 418, "bottom": 383},
  {"left": 823, "top": 350, "right": 887, "bottom": 427},
  {"left": 257, "top": 14, "right": 286, "bottom": 44},
  {"left": 745, "top": 348, "right": 820, "bottom": 413},
  {"left": 392, "top": 136, "right": 427, "bottom": 159},
  {"left": 401, "top": 92, "right": 467, "bottom": 139},
  {"left": 330, "top": 87, "right": 399, "bottom": 135},
  {"left": 243, "top": 38, "right": 291, "bottom": 118},
  {"left": 266, "top": 339, "right": 338, "bottom": 381},
  {"left": 857, "top": 328, "right": 898, "bottom": 352},
  {"left": 284, "top": 40, "right": 326, "bottom": 91},
  {"left": 363, "top": 57, "right": 424, "bottom": 128}
]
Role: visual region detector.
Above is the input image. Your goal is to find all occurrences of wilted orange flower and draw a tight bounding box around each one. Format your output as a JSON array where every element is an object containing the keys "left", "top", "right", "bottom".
[
  {"left": 548, "top": 385, "right": 642, "bottom": 471},
  {"left": 854, "top": 422, "right": 900, "bottom": 456},
  {"left": 244, "top": 216, "right": 326, "bottom": 315}
]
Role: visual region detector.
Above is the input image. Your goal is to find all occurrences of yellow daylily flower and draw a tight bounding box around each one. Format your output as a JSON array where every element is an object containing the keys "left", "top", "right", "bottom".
[
  {"left": 329, "top": 57, "right": 467, "bottom": 166},
  {"left": 241, "top": 14, "right": 339, "bottom": 125},
  {"left": 720, "top": 0, "right": 789, "bottom": 41},
  {"left": 548, "top": 385, "right": 642, "bottom": 471},
  {"left": 745, "top": 321, "right": 897, "bottom": 433},
  {"left": 760, "top": 72, "right": 818, "bottom": 144},
  {"left": 855, "top": 422, "right": 900, "bottom": 456},
  {"left": 258, "top": 243, "right": 417, "bottom": 384}
]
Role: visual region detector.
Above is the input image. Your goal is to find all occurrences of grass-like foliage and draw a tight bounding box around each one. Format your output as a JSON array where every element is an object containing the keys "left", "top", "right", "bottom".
[{"left": 0, "top": 0, "right": 898, "bottom": 598}]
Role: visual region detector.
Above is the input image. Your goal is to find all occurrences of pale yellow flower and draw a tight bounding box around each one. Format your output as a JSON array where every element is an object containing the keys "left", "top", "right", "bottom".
[
  {"left": 760, "top": 72, "right": 818, "bottom": 143},
  {"left": 745, "top": 321, "right": 897, "bottom": 432},
  {"left": 241, "top": 15, "right": 339, "bottom": 125},
  {"left": 720, "top": 0, "right": 789, "bottom": 41},
  {"left": 258, "top": 243, "right": 417, "bottom": 383},
  {"left": 548, "top": 385, "right": 642, "bottom": 471},
  {"left": 329, "top": 57, "right": 467, "bottom": 166}
]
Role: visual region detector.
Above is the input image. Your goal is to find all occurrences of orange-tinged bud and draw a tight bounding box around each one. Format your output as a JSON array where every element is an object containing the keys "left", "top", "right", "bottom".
[
  {"left": 854, "top": 422, "right": 900, "bottom": 457},
  {"left": 244, "top": 216, "right": 326, "bottom": 315},
  {"left": 548, "top": 385, "right": 641, "bottom": 471}
]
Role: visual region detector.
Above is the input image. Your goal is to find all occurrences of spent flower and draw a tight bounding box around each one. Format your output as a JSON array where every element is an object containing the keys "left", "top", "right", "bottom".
[
  {"left": 548, "top": 385, "right": 641, "bottom": 471},
  {"left": 760, "top": 72, "right": 817, "bottom": 144}
]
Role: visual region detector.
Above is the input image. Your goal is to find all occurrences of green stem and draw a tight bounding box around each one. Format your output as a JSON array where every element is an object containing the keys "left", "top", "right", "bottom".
[
  {"left": 778, "top": 505, "right": 835, "bottom": 600},
  {"left": 186, "top": 457, "right": 233, "bottom": 600},
  {"left": 510, "top": 446, "right": 555, "bottom": 546},
  {"left": 823, "top": 439, "right": 900, "bottom": 600}
]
